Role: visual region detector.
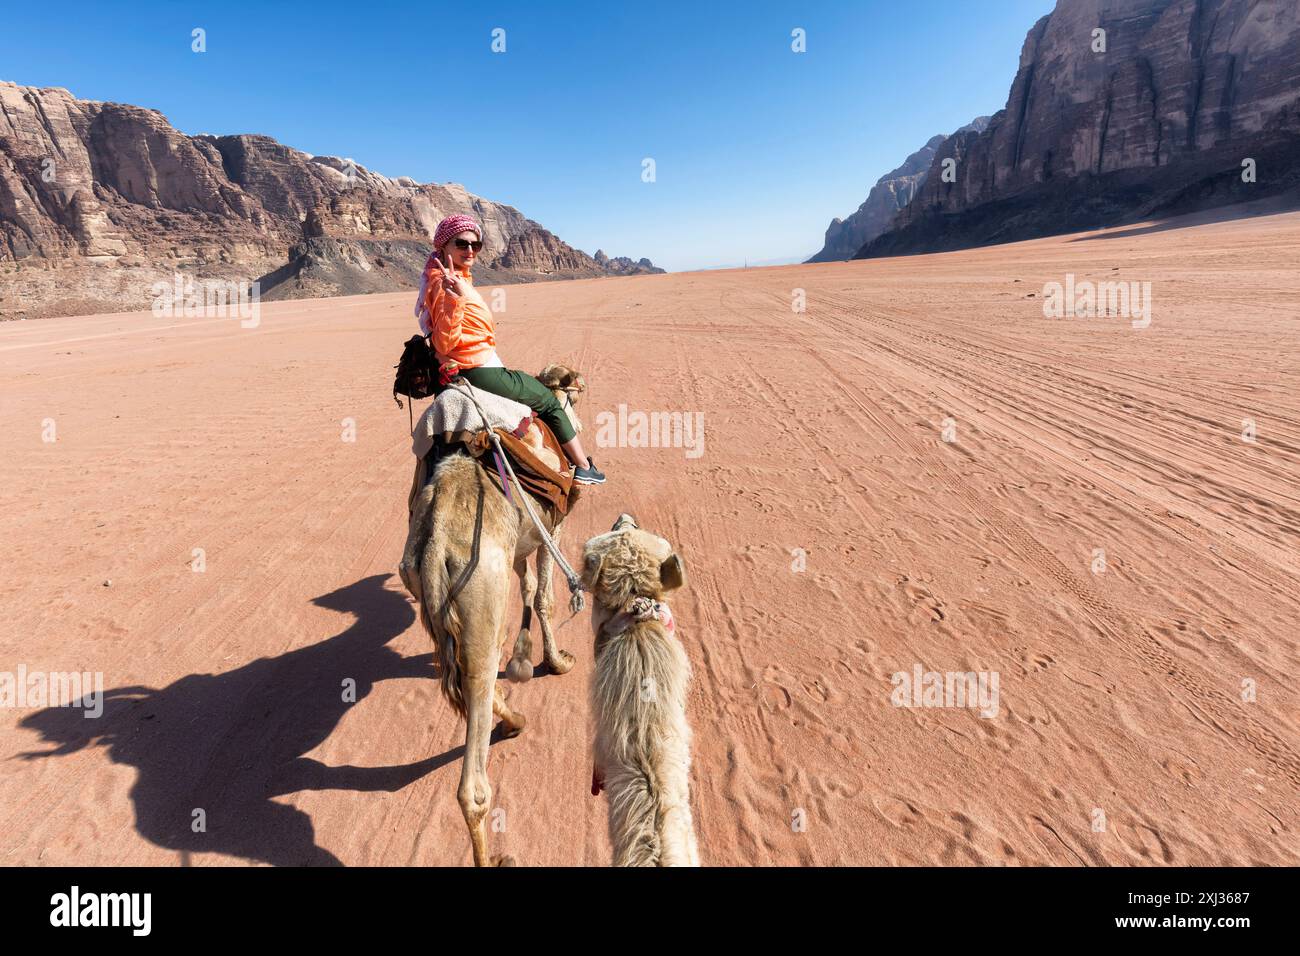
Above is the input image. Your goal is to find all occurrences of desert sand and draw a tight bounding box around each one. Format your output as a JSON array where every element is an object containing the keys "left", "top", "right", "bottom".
[{"left": 1, "top": 209, "right": 1298, "bottom": 866}]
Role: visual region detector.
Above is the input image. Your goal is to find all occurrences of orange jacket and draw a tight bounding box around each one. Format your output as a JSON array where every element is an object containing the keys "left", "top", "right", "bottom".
[{"left": 419, "top": 263, "right": 497, "bottom": 369}]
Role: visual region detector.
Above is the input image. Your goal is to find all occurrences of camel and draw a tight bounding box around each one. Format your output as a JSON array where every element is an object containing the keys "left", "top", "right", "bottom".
[
  {"left": 398, "top": 363, "right": 585, "bottom": 867},
  {"left": 582, "top": 514, "right": 699, "bottom": 866}
]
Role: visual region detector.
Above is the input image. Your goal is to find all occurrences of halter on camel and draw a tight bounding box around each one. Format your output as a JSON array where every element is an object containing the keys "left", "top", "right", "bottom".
[{"left": 599, "top": 596, "right": 675, "bottom": 638}]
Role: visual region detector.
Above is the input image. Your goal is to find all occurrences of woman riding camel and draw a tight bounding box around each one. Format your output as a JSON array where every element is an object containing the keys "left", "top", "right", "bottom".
[{"left": 416, "top": 214, "right": 606, "bottom": 485}]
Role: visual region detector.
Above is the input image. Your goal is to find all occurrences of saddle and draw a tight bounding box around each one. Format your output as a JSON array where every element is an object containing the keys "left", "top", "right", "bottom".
[
  {"left": 468, "top": 421, "right": 576, "bottom": 517},
  {"left": 407, "top": 388, "right": 577, "bottom": 519}
]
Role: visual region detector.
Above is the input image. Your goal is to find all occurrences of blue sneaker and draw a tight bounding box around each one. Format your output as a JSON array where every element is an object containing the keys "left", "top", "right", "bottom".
[{"left": 573, "top": 459, "right": 606, "bottom": 485}]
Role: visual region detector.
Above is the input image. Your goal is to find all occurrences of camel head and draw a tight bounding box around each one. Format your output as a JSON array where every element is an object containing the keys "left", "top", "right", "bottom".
[
  {"left": 581, "top": 514, "right": 687, "bottom": 616},
  {"left": 536, "top": 363, "right": 585, "bottom": 436}
]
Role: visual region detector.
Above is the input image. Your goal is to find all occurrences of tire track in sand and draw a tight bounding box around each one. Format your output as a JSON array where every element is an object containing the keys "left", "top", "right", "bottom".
[{"left": 756, "top": 279, "right": 1300, "bottom": 789}]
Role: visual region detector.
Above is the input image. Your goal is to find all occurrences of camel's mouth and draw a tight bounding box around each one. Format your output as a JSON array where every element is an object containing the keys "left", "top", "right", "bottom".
[{"left": 611, "top": 513, "right": 638, "bottom": 532}]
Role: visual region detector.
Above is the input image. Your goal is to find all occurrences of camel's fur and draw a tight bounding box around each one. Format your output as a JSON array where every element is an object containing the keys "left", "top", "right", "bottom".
[
  {"left": 520, "top": 364, "right": 586, "bottom": 470},
  {"left": 583, "top": 514, "right": 699, "bottom": 866},
  {"left": 398, "top": 365, "right": 584, "bottom": 867}
]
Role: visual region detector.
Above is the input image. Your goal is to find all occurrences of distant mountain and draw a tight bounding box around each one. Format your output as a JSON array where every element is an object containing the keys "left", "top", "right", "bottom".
[
  {"left": 592, "top": 249, "right": 666, "bottom": 276},
  {"left": 809, "top": 117, "right": 990, "bottom": 263},
  {"left": 0, "top": 82, "right": 663, "bottom": 318},
  {"left": 858, "top": 0, "right": 1300, "bottom": 259}
]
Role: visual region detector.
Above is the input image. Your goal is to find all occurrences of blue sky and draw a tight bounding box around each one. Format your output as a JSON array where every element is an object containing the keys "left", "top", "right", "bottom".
[{"left": 1, "top": 0, "right": 1055, "bottom": 271}]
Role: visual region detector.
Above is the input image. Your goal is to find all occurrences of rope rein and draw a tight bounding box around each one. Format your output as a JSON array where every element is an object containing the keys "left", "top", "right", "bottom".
[
  {"left": 451, "top": 380, "right": 587, "bottom": 614},
  {"left": 440, "top": 481, "right": 486, "bottom": 625}
]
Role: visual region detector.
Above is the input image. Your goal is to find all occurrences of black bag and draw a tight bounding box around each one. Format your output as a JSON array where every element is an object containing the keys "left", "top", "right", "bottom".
[{"left": 393, "top": 334, "right": 436, "bottom": 406}]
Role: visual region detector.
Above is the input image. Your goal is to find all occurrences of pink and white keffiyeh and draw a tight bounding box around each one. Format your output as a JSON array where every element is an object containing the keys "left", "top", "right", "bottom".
[{"left": 414, "top": 215, "right": 483, "bottom": 335}]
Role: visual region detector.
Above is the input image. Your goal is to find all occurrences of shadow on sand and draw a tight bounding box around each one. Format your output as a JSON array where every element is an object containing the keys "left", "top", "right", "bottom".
[
  {"left": 1069, "top": 197, "right": 1300, "bottom": 243},
  {"left": 16, "top": 573, "right": 456, "bottom": 866}
]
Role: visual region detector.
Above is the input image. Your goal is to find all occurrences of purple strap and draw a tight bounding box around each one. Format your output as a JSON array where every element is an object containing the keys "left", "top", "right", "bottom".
[{"left": 491, "top": 447, "right": 513, "bottom": 503}]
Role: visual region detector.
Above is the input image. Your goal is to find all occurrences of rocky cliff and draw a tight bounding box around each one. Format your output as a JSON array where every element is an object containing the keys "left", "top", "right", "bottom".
[
  {"left": 858, "top": 0, "right": 1300, "bottom": 258},
  {"left": 0, "top": 82, "right": 663, "bottom": 318},
  {"left": 809, "top": 117, "right": 990, "bottom": 262},
  {"left": 593, "top": 249, "right": 667, "bottom": 275},
  {"left": 498, "top": 228, "right": 601, "bottom": 274}
]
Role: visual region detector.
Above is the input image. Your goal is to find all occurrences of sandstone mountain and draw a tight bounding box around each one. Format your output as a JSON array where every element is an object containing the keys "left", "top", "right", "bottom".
[
  {"left": 0, "top": 83, "right": 662, "bottom": 318},
  {"left": 810, "top": 117, "right": 991, "bottom": 263},
  {"left": 593, "top": 249, "right": 666, "bottom": 276},
  {"left": 858, "top": 0, "right": 1300, "bottom": 258}
]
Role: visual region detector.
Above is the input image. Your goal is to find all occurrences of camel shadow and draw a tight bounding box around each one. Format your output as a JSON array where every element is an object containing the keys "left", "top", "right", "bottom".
[{"left": 15, "top": 573, "right": 452, "bottom": 866}]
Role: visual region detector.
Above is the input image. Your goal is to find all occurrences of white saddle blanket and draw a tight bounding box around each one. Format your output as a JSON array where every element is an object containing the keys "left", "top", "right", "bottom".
[{"left": 411, "top": 383, "right": 531, "bottom": 458}]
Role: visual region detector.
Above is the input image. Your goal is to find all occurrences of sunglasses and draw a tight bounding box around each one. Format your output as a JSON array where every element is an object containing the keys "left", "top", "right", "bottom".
[{"left": 452, "top": 238, "right": 484, "bottom": 252}]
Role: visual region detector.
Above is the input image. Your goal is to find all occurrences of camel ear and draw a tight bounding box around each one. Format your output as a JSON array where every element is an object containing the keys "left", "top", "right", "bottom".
[
  {"left": 659, "top": 553, "right": 686, "bottom": 592},
  {"left": 583, "top": 551, "right": 604, "bottom": 590}
]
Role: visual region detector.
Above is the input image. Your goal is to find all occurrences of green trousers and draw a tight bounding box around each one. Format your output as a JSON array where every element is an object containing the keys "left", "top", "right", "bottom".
[{"left": 454, "top": 365, "right": 577, "bottom": 444}]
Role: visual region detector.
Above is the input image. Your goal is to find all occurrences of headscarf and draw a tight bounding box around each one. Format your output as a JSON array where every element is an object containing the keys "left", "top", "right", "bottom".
[{"left": 415, "top": 215, "right": 484, "bottom": 332}]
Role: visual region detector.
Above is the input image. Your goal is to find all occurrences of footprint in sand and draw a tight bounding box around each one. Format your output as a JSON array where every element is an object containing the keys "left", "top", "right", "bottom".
[
  {"left": 1114, "top": 821, "right": 1175, "bottom": 864},
  {"left": 1016, "top": 649, "right": 1055, "bottom": 673},
  {"left": 761, "top": 683, "right": 792, "bottom": 712},
  {"left": 803, "top": 678, "right": 831, "bottom": 703},
  {"left": 974, "top": 717, "right": 1016, "bottom": 753},
  {"left": 822, "top": 773, "right": 866, "bottom": 800},
  {"left": 943, "top": 810, "right": 1020, "bottom": 863},
  {"left": 1016, "top": 701, "right": 1054, "bottom": 730},
  {"left": 897, "top": 575, "right": 947, "bottom": 623},
  {"left": 760, "top": 666, "right": 793, "bottom": 712},
  {"left": 811, "top": 573, "right": 843, "bottom": 598},
  {"left": 1160, "top": 755, "right": 1203, "bottom": 785},
  {"left": 874, "top": 795, "right": 926, "bottom": 829}
]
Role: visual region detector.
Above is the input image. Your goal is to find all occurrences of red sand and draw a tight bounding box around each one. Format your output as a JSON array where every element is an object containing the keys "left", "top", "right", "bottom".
[{"left": 1, "top": 210, "right": 1298, "bottom": 865}]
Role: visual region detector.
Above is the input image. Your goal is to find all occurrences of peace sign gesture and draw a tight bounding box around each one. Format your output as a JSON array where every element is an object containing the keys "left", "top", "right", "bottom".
[{"left": 434, "top": 249, "right": 467, "bottom": 298}]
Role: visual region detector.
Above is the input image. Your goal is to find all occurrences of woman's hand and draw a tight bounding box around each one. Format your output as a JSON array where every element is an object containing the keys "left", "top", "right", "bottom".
[{"left": 434, "top": 251, "right": 467, "bottom": 298}]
